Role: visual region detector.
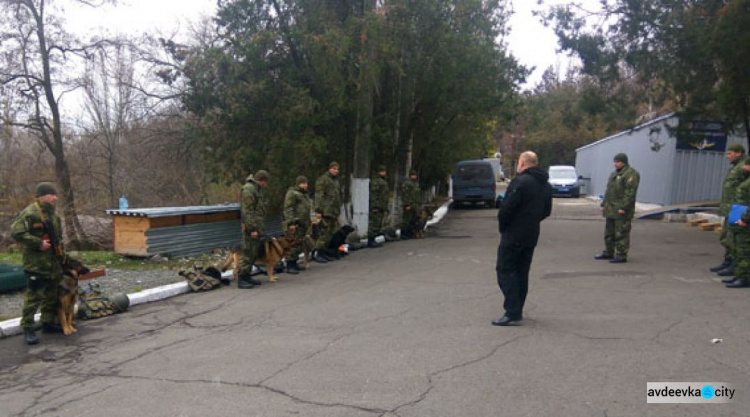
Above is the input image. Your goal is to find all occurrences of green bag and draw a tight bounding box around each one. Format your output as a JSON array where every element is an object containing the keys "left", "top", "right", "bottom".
[{"left": 77, "top": 282, "right": 118, "bottom": 320}]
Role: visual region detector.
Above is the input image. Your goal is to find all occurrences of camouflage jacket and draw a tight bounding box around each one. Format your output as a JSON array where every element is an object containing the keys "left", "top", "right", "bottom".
[
  {"left": 400, "top": 179, "right": 421, "bottom": 208},
  {"left": 720, "top": 155, "right": 749, "bottom": 217},
  {"left": 602, "top": 165, "right": 640, "bottom": 219},
  {"left": 733, "top": 175, "right": 750, "bottom": 224},
  {"left": 11, "top": 201, "right": 66, "bottom": 276},
  {"left": 315, "top": 172, "right": 341, "bottom": 218},
  {"left": 369, "top": 175, "right": 389, "bottom": 211},
  {"left": 283, "top": 185, "right": 311, "bottom": 229},
  {"left": 240, "top": 176, "right": 267, "bottom": 234}
]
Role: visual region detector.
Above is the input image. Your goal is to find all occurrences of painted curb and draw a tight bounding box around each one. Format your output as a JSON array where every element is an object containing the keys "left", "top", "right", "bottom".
[
  {"left": 1, "top": 205, "right": 455, "bottom": 339},
  {"left": 0, "top": 270, "right": 236, "bottom": 339}
]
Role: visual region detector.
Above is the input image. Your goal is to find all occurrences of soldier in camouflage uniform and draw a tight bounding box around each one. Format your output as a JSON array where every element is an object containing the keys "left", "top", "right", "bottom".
[
  {"left": 595, "top": 153, "right": 640, "bottom": 263},
  {"left": 11, "top": 182, "right": 66, "bottom": 345},
  {"left": 314, "top": 162, "right": 342, "bottom": 261},
  {"left": 238, "top": 170, "right": 269, "bottom": 288},
  {"left": 710, "top": 144, "right": 748, "bottom": 277},
  {"left": 726, "top": 158, "right": 750, "bottom": 288},
  {"left": 283, "top": 176, "right": 311, "bottom": 274},
  {"left": 400, "top": 169, "right": 421, "bottom": 240},
  {"left": 368, "top": 165, "right": 389, "bottom": 248}
]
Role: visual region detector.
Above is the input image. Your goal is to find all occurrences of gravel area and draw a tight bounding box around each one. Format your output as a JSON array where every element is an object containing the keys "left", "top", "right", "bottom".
[{"left": 0, "top": 269, "right": 186, "bottom": 320}]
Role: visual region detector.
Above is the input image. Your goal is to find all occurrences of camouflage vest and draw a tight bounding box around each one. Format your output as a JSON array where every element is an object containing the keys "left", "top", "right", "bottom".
[
  {"left": 77, "top": 283, "right": 118, "bottom": 320},
  {"left": 180, "top": 268, "right": 223, "bottom": 292}
]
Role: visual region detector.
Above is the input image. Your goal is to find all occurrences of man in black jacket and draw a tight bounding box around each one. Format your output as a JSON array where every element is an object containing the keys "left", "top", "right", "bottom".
[{"left": 493, "top": 151, "right": 553, "bottom": 326}]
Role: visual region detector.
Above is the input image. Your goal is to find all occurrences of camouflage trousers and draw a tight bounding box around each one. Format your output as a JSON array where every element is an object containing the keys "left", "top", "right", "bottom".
[
  {"left": 239, "top": 233, "right": 261, "bottom": 277},
  {"left": 604, "top": 217, "right": 632, "bottom": 260},
  {"left": 316, "top": 216, "right": 339, "bottom": 250},
  {"left": 368, "top": 209, "right": 385, "bottom": 239},
  {"left": 720, "top": 217, "right": 736, "bottom": 260},
  {"left": 733, "top": 227, "right": 750, "bottom": 282},
  {"left": 286, "top": 222, "right": 312, "bottom": 262},
  {"left": 401, "top": 207, "right": 418, "bottom": 235},
  {"left": 21, "top": 273, "right": 61, "bottom": 330}
]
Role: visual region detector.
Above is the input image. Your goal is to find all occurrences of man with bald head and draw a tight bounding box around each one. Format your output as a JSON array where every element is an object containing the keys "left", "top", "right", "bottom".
[{"left": 492, "top": 151, "right": 552, "bottom": 326}]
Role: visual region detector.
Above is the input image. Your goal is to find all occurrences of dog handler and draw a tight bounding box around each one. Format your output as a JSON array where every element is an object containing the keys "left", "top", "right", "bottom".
[
  {"left": 493, "top": 152, "right": 552, "bottom": 326},
  {"left": 283, "top": 176, "right": 312, "bottom": 274},
  {"left": 11, "top": 182, "right": 68, "bottom": 345},
  {"left": 238, "top": 170, "right": 270, "bottom": 288}
]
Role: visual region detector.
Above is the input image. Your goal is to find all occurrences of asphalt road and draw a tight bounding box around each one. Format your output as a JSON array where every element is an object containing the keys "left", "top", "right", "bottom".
[{"left": 1, "top": 198, "right": 748, "bottom": 417}]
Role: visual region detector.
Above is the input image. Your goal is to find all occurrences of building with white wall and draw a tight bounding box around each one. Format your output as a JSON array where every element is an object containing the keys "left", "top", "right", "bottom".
[{"left": 575, "top": 114, "right": 746, "bottom": 206}]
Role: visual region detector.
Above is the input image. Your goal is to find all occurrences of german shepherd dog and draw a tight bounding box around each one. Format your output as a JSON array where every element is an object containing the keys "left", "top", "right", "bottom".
[
  {"left": 221, "top": 232, "right": 298, "bottom": 283},
  {"left": 415, "top": 205, "right": 436, "bottom": 239},
  {"left": 59, "top": 259, "right": 90, "bottom": 335}
]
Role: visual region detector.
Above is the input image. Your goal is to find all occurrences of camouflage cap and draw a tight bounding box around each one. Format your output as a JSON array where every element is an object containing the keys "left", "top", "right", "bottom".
[
  {"left": 296, "top": 175, "right": 308, "bottom": 185},
  {"left": 329, "top": 161, "right": 340, "bottom": 169},
  {"left": 376, "top": 165, "right": 387, "bottom": 172},
  {"left": 728, "top": 144, "right": 746, "bottom": 154},
  {"left": 35, "top": 182, "right": 58, "bottom": 197},
  {"left": 409, "top": 169, "right": 418, "bottom": 176},
  {"left": 255, "top": 170, "right": 270, "bottom": 182}
]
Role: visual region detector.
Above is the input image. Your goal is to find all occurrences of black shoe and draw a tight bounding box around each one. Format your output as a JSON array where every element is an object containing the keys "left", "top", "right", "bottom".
[
  {"left": 313, "top": 251, "right": 329, "bottom": 263},
  {"left": 285, "top": 261, "right": 299, "bottom": 275},
  {"left": 248, "top": 277, "right": 262, "bottom": 286},
  {"left": 25, "top": 330, "right": 39, "bottom": 345},
  {"left": 491, "top": 316, "right": 521, "bottom": 326},
  {"left": 710, "top": 259, "right": 731, "bottom": 272},
  {"left": 237, "top": 280, "right": 255, "bottom": 289},
  {"left": 41, "top": 323, "right": 63, "bottom": 334},
  {"left": 722, "top": 277, "right": 737, "bottom": 284},
  {"left": 594, "top": 253, "right": 613, "bottom": 260},
  {"left": 609, "top": 258, "right": 627, "bottom": 264},
  {"left": 717, "top": 266, "right": 735, "bottom": 277},
  {"left": 292, "top": 261, "right": 306, "bottom": 271},
  {"left": 725, "top": 280, "right": 750, "bottom": 288}
]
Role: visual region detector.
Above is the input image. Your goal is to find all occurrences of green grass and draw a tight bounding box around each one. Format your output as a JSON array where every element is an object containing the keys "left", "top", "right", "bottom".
[{"left": 0, "top": 250, "right": 227, "bottom": 272}]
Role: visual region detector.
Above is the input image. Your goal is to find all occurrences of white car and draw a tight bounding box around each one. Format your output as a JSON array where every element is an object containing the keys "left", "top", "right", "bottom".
[{"left": 548, "top": 165, "right": 582, "bottom": 198}]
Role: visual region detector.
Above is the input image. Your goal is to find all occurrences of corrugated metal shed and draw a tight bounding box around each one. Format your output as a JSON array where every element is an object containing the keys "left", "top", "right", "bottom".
[
  {"left": 575, "top": 114, "right": 744, "bottom": 206},
  {"left": 107, "top": 204, "right": 286, "bottom": 257}
]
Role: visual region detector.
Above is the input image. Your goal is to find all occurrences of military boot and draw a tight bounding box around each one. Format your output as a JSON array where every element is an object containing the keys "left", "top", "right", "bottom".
[
  {"left": 237, "top": 271, "right": 256, "bottom": 289},
  {"left": 292, "top": 261, "right": 306, "bottom": 271},
  {"left": 25, "top": 330, "right": 39, "bottom": 345},
  {"left": 285, "top": 261, "right": 299, "bottom": 275},
  {"left": 367, "top": 238, "right": 382, "bottom": 248},
  {"left": 716, "top": 264, "right": 735, "bottom": 277},
  {"left": 313, "top": 250, "right": 329, "bottom": 263},
  {"left": 710, "top": 259, "right": 731, "bottom": 272}
]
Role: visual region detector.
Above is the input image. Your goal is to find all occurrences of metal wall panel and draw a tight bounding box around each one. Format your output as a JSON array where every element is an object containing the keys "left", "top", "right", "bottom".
[{"left": 576, "top": 114, "right": 745, "bottom": 206}]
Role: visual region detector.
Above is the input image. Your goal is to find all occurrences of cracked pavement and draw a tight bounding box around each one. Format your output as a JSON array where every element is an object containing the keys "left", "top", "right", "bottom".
[{"left": 1, "top": 198, "right": 749, "bottom": 416}]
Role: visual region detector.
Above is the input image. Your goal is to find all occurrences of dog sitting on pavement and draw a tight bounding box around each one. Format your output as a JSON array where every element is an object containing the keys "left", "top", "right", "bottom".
[
  {"left": 325, "top": 224, "right": 356, "bottom": 260},
  {"left": 58, "top": 258, "right": 90, "bottom": 335}
]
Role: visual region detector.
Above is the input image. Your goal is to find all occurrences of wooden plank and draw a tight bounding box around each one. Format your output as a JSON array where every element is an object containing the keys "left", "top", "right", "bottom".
[
  {"left": 715, "top": 226, "right": 723, "bottom": 235},
  {"left": 687, "top": 218, "right": 708, "bottom": 226},
  {"left": 114, "top": 216, "right": 151, "bottom": 233},
  {"left": 79, "top": 269, "right": 106, "bottom": 281},
  {"left": 698, "top": 222, "right": 720, "bottom": 231}
]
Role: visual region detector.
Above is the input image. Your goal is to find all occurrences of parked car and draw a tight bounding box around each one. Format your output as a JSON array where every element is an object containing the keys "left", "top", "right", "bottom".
[
  {"left": 548, "top": 165, "right": 582, "bottom": 198},
  {"left": 452, "top": 159, "right": 504, "bottom": 207}
]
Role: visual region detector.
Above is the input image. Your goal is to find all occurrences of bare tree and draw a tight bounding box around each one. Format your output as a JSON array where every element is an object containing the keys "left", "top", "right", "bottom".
[{"left": 0, "top": 0, "right": 114, "bottom": 243}]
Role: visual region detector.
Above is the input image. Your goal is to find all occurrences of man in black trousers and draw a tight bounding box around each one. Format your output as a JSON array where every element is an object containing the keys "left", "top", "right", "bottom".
[{"left": 493, "top": 151, "right": 552, "bottom": 326}]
